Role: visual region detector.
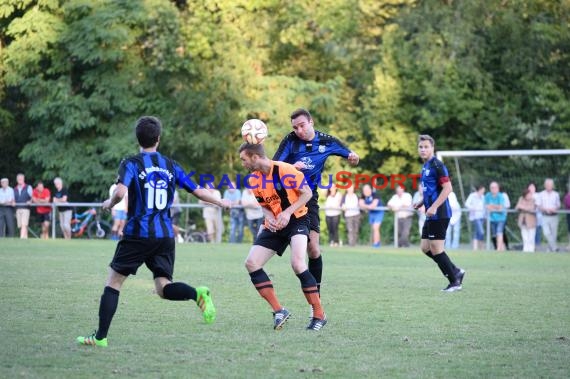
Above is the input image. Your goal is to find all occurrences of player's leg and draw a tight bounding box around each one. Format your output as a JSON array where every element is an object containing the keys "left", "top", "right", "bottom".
[
  {"left": 306, "top": 197, "right": 323, "bottom": 293},
  {"left": 421, "top": 220, "right": 463, "bottom": 291},
  {"left": 246, "top": 230, "right": 291, "bottom": 329},
  {"left": 290, "top": 234, "right": 326, "bottom": 330}
]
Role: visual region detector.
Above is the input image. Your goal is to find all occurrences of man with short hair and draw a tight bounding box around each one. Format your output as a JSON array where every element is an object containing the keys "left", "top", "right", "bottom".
[
  {"left": 387, "top": 185, "right": 414, "bottom": 247},
  {"left": 273, "top": 108, "right": 359, "bottom": 314},
  {"left": 536, "top": 178, "right": 561, "bottom": 252},
  {"left": 53, "top": 177, "right": 72, "bottom": 239},
  {"left": 14, "top": 173, "right": 33, "bottom": 239},
  {"left": 240, "top": 142, "right": 326, "bottom": 331},
  {"left": 32, "top": 181, "right": 51, "bottom": 239},
  {"left": 0, "top": 178, "right": 16, "bottom": 237},
  {"left": 77, "top": 116, "right": 229, "bottom": 347}
]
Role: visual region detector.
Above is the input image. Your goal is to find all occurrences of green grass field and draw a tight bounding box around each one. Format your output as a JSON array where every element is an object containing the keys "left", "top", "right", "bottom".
[{"left": 1, "top": 240, "right": 569, "bottom": 378}]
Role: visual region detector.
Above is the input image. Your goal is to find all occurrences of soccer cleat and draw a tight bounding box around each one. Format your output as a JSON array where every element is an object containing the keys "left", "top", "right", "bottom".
[
  {"left": 306, "top": 317, "right": 327, "bottom": 331},
  {"left": 273, "top": 308, "right": 291, "bottom": 330},
  {"left": 456, "top": 269, "right": 466, "bottom": 285},
  {"left": 196, "top": 286, "right": 216, "bottom": 324},
  {"left": 441, "top": 281, "right": 462, "bottom": 292},
  {"left": 76, "top": 333, "right": 107, "bottom": 347}
]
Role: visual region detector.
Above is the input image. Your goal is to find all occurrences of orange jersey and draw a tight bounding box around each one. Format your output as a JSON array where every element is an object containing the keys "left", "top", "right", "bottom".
[{"left": 248, "top": 161, "right": 308, "bottom": 224}]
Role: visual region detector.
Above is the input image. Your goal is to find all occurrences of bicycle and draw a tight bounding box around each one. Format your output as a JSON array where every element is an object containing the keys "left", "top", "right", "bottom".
[
  {"left": 178, "top": 221, "right": 208, "bottom": 243},
  {"left": 70, "top": 208, "right": 112, "bottom": 239}
]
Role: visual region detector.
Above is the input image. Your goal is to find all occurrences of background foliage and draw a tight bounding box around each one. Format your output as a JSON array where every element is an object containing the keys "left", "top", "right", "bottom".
[{"left": 1, "top": 0, "right": 569, "bottom": 198}]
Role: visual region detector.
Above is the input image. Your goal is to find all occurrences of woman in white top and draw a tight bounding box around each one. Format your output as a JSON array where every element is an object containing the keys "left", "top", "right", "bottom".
[
  {"left": 341, "top": 185, "right": 361, "bottom": 247},
  {"left": 324, "top": 184, "right": 343, "bottom": 246},
  {"left": 241, "top": 187, "right": 264, "bottom": 241},
  {"left": 465, "top": 185, "right": 486, "bottom": 250}
]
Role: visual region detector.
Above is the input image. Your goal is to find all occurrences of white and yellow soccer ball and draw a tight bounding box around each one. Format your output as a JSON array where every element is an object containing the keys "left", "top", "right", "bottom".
[{"left": 241, "top": 119, "right": 268, "bottom": 144}]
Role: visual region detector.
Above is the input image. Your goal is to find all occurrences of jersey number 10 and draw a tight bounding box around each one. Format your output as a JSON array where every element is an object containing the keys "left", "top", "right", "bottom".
[{"left": 144, "top": 183, "right": 167, "bottom": 210}]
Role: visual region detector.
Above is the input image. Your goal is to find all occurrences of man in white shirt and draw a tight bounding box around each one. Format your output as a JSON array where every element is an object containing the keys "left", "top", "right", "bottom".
[
  {"left": 387, "top": 185, "right": 413, "bottom": 247},
  {"left": 445, "top": 191, "right": 462, "bottom": 249},
  {"left": 536, "top": 178, "right": 561, "bottom": 252}
]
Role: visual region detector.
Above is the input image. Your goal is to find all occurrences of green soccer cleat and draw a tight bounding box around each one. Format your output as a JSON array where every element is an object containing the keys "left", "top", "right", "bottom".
[
  {"left": 196, "top": 286, "right": 216, "bottom": 324},
  {"left": 76, "top": 333, "right": 108, "bottom": 347}
]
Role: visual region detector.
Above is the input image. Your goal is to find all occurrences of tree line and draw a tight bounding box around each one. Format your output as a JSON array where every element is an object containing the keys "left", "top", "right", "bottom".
[{"left": 1, "top": 0, "right": 568, "bottom": 199}]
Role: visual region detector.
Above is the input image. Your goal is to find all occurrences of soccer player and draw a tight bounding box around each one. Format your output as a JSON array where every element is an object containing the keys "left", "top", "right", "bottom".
[
  {"left": 413, "top": 135, "right": 465, "bottom": 292},
  {"left": 273, "top": 108, "right": 359, "bottom": 309},
  {"left": 77, "top": 116, "right": 229, "bottom": 347},
  {"left": 240, "top": 142, "right": 327, "bottom": 331}
]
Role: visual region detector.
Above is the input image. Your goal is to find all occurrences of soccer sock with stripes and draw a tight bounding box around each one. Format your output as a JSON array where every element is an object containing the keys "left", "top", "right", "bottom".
[
  {"left": 249, "top": 269, "right": 282, "bottom": 312},
  {"left": 163, "top": 282, "right": 197, "bottom": 301},
  {"left": 297, "top": 270, "right": 324, "bottom": 319},
  {"left": 432, "top": 252, "right": 458, "bottom": 283},
  {"left": 308, "top": 256, "right": 323, "bottom": 293},
  {"left": 96, "top": 286, "right": 119, "bottom": 340}
]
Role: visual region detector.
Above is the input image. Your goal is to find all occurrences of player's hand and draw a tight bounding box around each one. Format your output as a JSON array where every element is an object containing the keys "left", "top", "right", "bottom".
[
  {"left": 266, "top": 216, "right": 279, "bottom": 232},
  {"left": 293, "top": 161, "right": 307, "bottom": 170},
  {"left": 425, "top": 206, "right": 436, "bottom": 217},
  {"left": 275, "top": 211, "right": 291, "bottom": 230},
  {"left": 347, "top": 152, "right": 359, "bottom": 166},
  {"left": 102, "top": 199, "right": 112, "bottom": 211}
]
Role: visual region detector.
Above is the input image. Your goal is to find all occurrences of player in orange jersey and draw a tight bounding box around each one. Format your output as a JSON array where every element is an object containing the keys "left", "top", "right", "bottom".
[{"left": 239, "top": 142, "right": 327, "bottom": 331}]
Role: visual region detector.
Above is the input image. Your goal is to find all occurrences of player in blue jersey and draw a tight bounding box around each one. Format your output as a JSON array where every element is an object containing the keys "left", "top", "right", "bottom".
[
  {"left": 413, "top": 135, "right": 465, "bottom": 292},
  {"left": 77, "top": 116, "right": 229, "bottom": 347},
  {"left": 273, "top": 108, "right": 359, "bottom": 309}
]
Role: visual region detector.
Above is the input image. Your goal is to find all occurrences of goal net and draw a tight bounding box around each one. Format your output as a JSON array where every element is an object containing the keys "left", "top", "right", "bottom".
[{"left": 436, "top": 149, "right": 570, "bottom": 250}]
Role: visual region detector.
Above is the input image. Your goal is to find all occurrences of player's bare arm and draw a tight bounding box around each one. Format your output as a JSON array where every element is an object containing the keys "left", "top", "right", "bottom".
[
  {"left": 193, "top": 188, "right": 230, "bottom": 209},
  {"left": 103, "top": 183, "right": 128, "bottom": 211},
  {"left": 274, "top": 184, "right": 312, "bottom": 230},
  {"left": 425, "top": 181, "right": 452, "bottom": 217}
]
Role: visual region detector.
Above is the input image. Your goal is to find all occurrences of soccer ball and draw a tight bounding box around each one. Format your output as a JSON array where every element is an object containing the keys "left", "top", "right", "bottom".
[{"left": 241, "top": 119, "right": 268, "bottom": 144}]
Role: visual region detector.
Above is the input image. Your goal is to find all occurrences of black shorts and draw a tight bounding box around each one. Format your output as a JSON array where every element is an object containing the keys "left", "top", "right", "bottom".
[
  {"left": 421, "top": 218, "right": 450, "bottom": 240},
  {"left": 38, "top": 213, "right": 51, "bottom": 223},
  {"left": 110, "top": 237, "right": 175, "bottom": 280},
  {"left": 306, "top": 195, "right": 320, "bottom": 233},
  {"left": 254, "top": 215, "right": 310, "bottom": 256}
]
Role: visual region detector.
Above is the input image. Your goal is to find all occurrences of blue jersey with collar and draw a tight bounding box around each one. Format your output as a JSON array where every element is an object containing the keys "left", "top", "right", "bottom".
[
  {"left": 273, "top": 130, "right": 351, "bottom": 191},
  {"left": 117, "top": 152, "right": 198, "bottom": 239},
  {"left": 420, "top": 157, "right": 451, "bottom": 220}
]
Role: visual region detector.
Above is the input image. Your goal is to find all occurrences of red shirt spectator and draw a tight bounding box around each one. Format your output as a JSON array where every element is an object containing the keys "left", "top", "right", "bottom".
[{"left": 32, "top": 182, "right": 51, "bottom": 214}]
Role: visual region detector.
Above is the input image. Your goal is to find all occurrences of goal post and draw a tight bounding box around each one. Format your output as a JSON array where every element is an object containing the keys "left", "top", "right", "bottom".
[{"left": 436, "top": 149, "right": 570, "bottom": 251}]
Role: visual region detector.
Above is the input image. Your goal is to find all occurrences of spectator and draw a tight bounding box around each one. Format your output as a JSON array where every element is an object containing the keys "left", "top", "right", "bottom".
[
  {"left": 359, "top": 184, "right": 383, "bottom": 248},
  {"left": 412, "top": 183, "right": 426, "bottom": 236},
  {"left": 564, "top": 188, "right": 570, "bottom": 249},
  {"left": 223, "top": 181, "right": 244, "bottom": 243},
  {"left": 170, "top": 190, "right": 183, "bottom": 243},
  {"left": 241, "top": 187, "right": 264, "bottom": 241},
  {"left": 201, "top": 187, "right": 223, "bottom": 243},
  {"left": 324, "top": 184, "right": 342, "bottom": 247},
  {"left": 109, "top": 183, "right": 128, "bottom": 240},
  {"left": 387, "top": 185, "right": 413, "bottom": 247},
  {"left": 342, "top": 185, "right": 361, "bottom": 247},
  {"left": 501, "top": 186, "right": 512, "bottom": 250},
  {"left": 0, "top": 178, "right": 16, "bottom": 237},
  {"left": 32, "top": 181, "right": 51, "bottom": 239},
  {"left": 445, "top": 191, "right": 462, "bottom": 250},
  {"left": 536, "top": 178, "right": 561, "bottom": 252},
  {"left": 53, "top": 177, "right": 72, "bottom": 239},
  {"left": 528, "top": 182, "right": 542, "bottom": 247},
  {"left": 465, "top": 185, "right": 486, "bottom": 250},
  {"left": 516, "top": 188, "right": 537, "bottom": 252},
  {"left": 485, "top": 181, "right": 507, "bottom": 251},
  {"left": 13, "top": 173, "right": 33, "bottom": 239}
]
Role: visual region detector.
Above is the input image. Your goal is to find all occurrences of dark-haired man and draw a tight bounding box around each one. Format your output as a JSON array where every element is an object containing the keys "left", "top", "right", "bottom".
[
  {"left": 77, "top": 116, "right": 229, "bottom": 347},
  {"left": 273, "top": 108, "right": 359, "bottom": 316}
]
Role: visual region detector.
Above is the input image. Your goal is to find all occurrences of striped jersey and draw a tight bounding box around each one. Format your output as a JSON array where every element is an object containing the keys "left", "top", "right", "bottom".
[
  {"left": 420, "top": 157, "right": 452, "bottom": 220},
  {"left": 248, "top": 160, "right": 308, "bottom": 227},
  {"left": 117, "top": 152, "right": 197, "bottom": 238},
  {"left": 273, "top": 131, "right": 351, "bottom": 191}
]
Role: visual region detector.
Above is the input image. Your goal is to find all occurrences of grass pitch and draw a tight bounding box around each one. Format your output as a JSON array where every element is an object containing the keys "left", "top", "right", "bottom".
[{"left": 0, "top": 240, "right": 569, "bottom": 378}]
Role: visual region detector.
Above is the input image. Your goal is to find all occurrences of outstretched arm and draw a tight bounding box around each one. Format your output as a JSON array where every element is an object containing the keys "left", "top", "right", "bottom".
[{"left": 192, "top": 188, "right": 230, "bottom": 209}]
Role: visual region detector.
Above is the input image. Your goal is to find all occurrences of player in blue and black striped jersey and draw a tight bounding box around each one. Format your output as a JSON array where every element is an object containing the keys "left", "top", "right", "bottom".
[
  {"left": 273, "top": 108, "right": 359, "bottom": 307},
  {"left": 77, "top": 116, "right": 229, "bottom": 347},
  {"left": 413, "top": 135, "right": 465, "bottom": 292}
]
